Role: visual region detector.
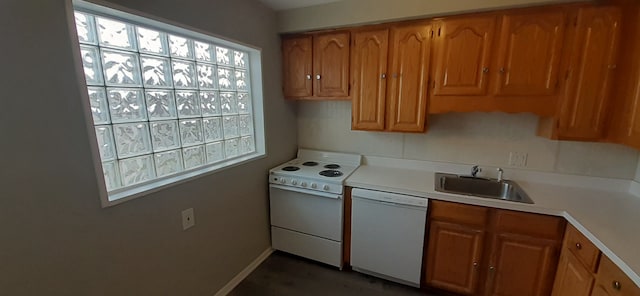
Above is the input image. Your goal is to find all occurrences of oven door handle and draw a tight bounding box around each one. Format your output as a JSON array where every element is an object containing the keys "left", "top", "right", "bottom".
[{"left": 269, "top": 184, "right": 342, "bottom": 200}]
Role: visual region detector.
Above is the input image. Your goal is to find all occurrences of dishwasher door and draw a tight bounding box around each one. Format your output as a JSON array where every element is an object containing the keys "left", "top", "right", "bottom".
[{"left": 350, "top": 190, "right": 428, "bottom": 287}]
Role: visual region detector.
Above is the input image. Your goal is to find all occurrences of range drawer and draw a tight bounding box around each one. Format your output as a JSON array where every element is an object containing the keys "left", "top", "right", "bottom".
[{"left": 565, "top": 224, "right": 600, "bottom": 272}]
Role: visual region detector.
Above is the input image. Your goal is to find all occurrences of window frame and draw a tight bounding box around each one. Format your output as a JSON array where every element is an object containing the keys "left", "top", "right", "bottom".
[{"left": 68, "top": 0, "right": 267, "bottom": 207}]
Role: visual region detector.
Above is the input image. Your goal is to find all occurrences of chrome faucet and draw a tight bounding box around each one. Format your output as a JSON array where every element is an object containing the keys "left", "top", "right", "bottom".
[
  {"left": 471, "top": 165, "right": 482, "bottom": 177},
  {"left": 497, "top": 168, "right": 504, "bottom": 182}
]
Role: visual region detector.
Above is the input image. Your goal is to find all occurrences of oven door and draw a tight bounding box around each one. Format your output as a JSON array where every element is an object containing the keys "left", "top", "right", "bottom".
[{"left": 269, "top": 184, "right": 343, "bottom": 241}]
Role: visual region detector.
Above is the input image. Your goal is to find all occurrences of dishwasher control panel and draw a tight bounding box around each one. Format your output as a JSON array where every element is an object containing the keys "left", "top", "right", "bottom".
[{"left": 352, "top": 188, "right": 428, "bottom": 207}]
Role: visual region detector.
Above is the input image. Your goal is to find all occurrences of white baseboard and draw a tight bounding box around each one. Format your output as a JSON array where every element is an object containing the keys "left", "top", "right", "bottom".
[{"left": 213, "top": 247, "right": 274, "bottom": 296}]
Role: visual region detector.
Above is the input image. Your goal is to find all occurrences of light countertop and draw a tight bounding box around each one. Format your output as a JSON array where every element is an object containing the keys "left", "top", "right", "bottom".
[{"left": 345, "top": 159, "right": 640, "bottom": 287}]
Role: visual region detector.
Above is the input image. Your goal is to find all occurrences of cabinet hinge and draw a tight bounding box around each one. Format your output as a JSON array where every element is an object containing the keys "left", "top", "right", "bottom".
[
  {"left": 438, "top": 27, "right": 441, "bottom": 37},
  {"left": 555, "top": 79, "right": 560, "bottom": 89},
  {"left": 430, "top": 30, "right": 434, "bottom": 38},
  {"left": 432, "top": 79, "right": 436, "bottom": 89}
]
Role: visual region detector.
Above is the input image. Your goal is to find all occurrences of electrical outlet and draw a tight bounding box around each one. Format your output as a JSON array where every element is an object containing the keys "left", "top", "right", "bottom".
[
  {"left": 181, "top": 208, "right": 195, "bottom": 230},
  {"left": 508, "top": 152, "right": 528, "bottom": 167}
]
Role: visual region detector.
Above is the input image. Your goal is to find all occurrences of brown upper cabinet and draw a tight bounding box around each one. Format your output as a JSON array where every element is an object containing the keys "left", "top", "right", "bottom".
[
  {"left": 539, "top": 6, "right": 621, "bottom": 141},
  {"left": 431, "top": 15, "right": 496, "bottom": 97},
  {"left": 282, "top": 31, "right": 350, "bottom": 99},
  {"left": 429, "top": 9, "right": 566, "bottom": 115},
  {"left": 351, "top": 22, "right": 431, "bottom": 132}
]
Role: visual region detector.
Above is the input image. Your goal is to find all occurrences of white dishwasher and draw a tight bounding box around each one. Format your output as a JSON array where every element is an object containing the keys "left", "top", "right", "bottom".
[{"left": 350, "top": 188, "right": 428, "bottom": 287}]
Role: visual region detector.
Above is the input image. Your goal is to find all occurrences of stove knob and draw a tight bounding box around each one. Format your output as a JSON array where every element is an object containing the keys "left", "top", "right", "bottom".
[
  {"left": 323, "top": 185, "right": 330, "bottom": 191},
  {"left": 301, "top": 182, "right": 307, "bottom": 187},
  {"left": 291, "top": 180, "right": 298, "bottom": 185},
  {"left": 280, "top": 178, "right": 286, "bottom": 184},
  {"left": 311, "top": 183, "right": 317, "bottom": 189}
]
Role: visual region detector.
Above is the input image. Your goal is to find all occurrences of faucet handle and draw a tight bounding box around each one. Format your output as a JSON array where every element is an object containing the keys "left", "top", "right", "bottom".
[
  {"left": 471, "top": 165, "right": 482, "bottom": 177},
  {"left": 497, "top": 168, "right": 504, "bottom": 182}
]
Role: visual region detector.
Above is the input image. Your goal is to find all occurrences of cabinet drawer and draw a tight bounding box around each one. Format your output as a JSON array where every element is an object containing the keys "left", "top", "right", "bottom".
[
  {"left": 565, "top": 224, "right": 600, "bottom": 272},
  {"left": 494, "top": 209, "right": 565, "bottom": 240},
  {"left": 594, "top": 256, "right": 640, "bottom": 296},
  {"left": 429, "top": 200, "right": 489, "bottom": 227}
]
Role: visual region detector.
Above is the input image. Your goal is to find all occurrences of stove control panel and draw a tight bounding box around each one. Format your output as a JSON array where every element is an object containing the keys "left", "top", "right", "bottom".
[{"left": 269, "top": 174, "right": 342, "bottom": 194}]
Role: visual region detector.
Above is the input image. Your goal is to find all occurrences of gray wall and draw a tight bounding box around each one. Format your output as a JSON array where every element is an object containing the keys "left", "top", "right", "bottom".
[{"left": 0, "top": 0, "right": 296, "bottom": 295}]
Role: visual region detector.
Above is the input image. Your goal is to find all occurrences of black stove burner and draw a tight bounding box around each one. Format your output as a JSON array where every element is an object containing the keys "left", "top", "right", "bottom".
[
  {"left": 302, "top": 161, "right": 318, "bottom": 166},
  {"left": 324, "top": 164, "right": 340, "bottom": 169},
  {"left": 282, "top": 166, "right": 300, "bottom": 171},
  {"left": 319, "top": 170, "right": 343, "bottom": 177}
]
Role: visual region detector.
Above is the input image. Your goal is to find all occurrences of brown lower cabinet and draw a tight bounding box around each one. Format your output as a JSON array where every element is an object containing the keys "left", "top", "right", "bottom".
[
  {"left": 552, "top": 225, "right": 640, "bottom": 296},
  {"left": 424, "top": 200, "right": 565, "bottom": 295}
]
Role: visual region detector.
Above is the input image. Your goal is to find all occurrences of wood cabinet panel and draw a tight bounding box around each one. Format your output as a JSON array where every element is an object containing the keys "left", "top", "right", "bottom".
[
  {"left": 487, "top": 233, "right": 560, "bottom": 296},
  {"left": 432, "top": 15, "right": 496, "bottom": 96},
  {"left": 593, "top": 256, "right": 640, "bottom": 296},
  {"left": 429, "top": 199, "right": 490, "bottom": 227},
  {"left": 313, "top": 31, "right": 350, "bottom": 97},
  {"left": 351, "top": 29, "right": 389, "bottom": 130},
  {"left": 282, "top": 36, "right": 312, "bottom": 97},
  {"left": 552, "top": 250, "right": 595, "bottom": 296},
  {"left": 426, "top": 220, "right": 485, "bottom": 295},
  {"left": 564, "top": 224, "right": 601, "bottom": 272},
  {"left": 494, "top": 10, "right": 565, "bottom": 96},
  {"left": 386, "top": 23, "right": 431, "bottom": 132},
  {"left": 494, "top": 209, "right": 565, "bottom": 240},
  {"left": 558, "top": 7, "right": 621, "bottom": 140}
]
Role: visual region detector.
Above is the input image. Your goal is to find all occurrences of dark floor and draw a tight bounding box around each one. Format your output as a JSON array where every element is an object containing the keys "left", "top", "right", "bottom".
[{"left": 229, "top": 251, "right": 441, "bottom": 296}]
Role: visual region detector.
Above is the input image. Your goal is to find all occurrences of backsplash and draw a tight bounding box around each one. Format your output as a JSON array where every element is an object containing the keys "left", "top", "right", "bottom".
[{"left": 297, "top": 100, "right": 639, "bottom": 180}]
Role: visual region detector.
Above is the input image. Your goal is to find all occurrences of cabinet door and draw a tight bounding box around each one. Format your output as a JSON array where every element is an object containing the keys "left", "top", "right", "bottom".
[
  {"left": 313, "top": 31, "right": 350, "bottom": 97},
  {"left": 386, "top": 23, "right": 431, "bottom": 132},
  {"left": 432, "top": 15, "right": 496, "bottom": 96},
  {"left": 425, "top": 220, "right": 485, "bottom": 295},
  {"left": 282, "top": 36, "right": 312, "bottom": 97},
  {"left": 494, "top": 11, "right": 565, "bottom": 96},
  {"left": 552, "top": 250, "right": 595, "bottom": 296},
  {"left": 351, "top": 29, "right": 389, "bottom": 131},
  {"left": 558, "top": 7, "right": 621, "bottom": 140},
  {"left": 486, "top": 233, "right": 560, "bottom": 296},
  {"left": 592, "top": 256, "right": 640, "bottom": 296}
]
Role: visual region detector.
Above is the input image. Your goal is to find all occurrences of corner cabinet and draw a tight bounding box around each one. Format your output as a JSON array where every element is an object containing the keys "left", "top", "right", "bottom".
[
  {"left": 351, "top": 22, "right": 431, "bottom": 132},
  {"left": 425, "top": 200, "right": 565, "bottom": 296},
  {"left": 282, "top": 31, "right": 350, "bottom": 99}
]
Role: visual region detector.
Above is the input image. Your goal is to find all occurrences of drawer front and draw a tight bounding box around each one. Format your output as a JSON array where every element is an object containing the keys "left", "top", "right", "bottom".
[
  {"left": 565, "top": 224, "right": 600, "bottom": 272},
  {"left": 494, "top": 209, "right": 565, "bottom": 240},
  {"left": 429, "top": 200, "right": 489, "bottom": 227},
  {"left": 594, "top": 256, "right": 640, "bottom": 296}
]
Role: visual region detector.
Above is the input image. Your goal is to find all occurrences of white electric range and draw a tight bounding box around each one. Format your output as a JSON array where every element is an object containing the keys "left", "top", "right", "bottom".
[{"left": 268, "top": 149, "right": 362, "bottom": 268}]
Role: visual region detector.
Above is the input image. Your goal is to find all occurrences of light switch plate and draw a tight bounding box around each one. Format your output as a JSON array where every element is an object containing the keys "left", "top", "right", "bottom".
[
  {"left": 509, "top": 152, "right": 528, "bottom": 167},
  {"left": 181, "top": 208, "right": 195, "bottom": 230}
]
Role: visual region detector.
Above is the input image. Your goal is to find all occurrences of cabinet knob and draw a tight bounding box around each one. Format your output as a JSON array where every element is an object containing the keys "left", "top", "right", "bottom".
[
  {"left": 381, "top": 74, "right": 386, "bottom": 79},
  {"left": 473, "top": 262, "right": 479, "bottom": 269},
  {"left": 608, "top": 64, "right": 617, "bottom": 70},
  {"left": 316, "top": 74, "right": 321, "bottom": 80},
  {"left": 483, "top": 67, "right": 489, "bottom": 73},
  {"left": 575, "top": 242, "right": 582, "bottom": 250},
  {"left": 499, "top": 68, "right": 505, "bottom": 74},
  {"left": 306, "top": 74, "right": 311, "bottom": 80},
  {"left": 613, "top": 281, "right": 622, "bottom": 290},
  {"left": 489, "top": 266, "right": 495, "bottom": 272}
]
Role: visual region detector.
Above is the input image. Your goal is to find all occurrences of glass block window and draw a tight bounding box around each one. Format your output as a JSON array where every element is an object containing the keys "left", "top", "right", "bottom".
[{"left": 73, "top": 3, "right": 263, "bottom": 204}]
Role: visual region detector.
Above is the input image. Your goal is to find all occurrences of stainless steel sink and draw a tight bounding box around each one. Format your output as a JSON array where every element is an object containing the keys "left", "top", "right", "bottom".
[{"left": 434, "top": 173, "right": 534, "bottom": 204}]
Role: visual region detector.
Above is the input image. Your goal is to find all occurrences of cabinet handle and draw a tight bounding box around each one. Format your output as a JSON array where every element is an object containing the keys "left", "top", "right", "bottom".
[
  {"left": 575, "top": 242, "right": 582, "bottom": 250},
  {"left": 381, "top": 74, "right": 386, "bottom": 79},
  {"left": 483, "top": 67, "right": 489, "bottom": 73},
  {"left": 306, "top": 74, "right": 311, "bottom": 80},
  {"left": 316, "top": 74, "right": 321, "bottom": 80},
  {"left": 613, "top": 281, "right": 622, "bottom": 290}
]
